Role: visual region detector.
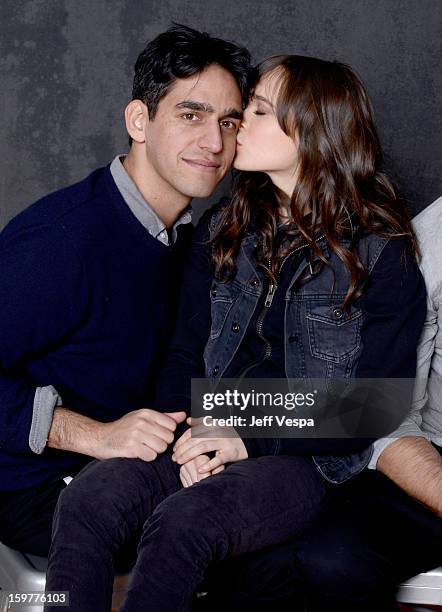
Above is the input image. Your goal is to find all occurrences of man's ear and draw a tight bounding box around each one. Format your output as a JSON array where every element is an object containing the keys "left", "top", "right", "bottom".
[{"left": 125, "top": 100, "right": 148, "bottom": 143}]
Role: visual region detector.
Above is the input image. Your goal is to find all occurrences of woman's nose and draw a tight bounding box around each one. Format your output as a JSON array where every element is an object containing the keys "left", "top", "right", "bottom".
[{"left": 241, "top": 105, "right": 251, "bottom": 125}]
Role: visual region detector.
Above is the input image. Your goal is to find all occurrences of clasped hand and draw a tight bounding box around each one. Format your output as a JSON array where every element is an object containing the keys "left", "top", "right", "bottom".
[{"left": 172, "top": 417, "right": 248, "bottom": 487}]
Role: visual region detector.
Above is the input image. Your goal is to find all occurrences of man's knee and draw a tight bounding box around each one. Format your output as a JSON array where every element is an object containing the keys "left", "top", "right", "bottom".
[
  {"left": 293, "top": 538, "right": 392, "bottom": 600},
  {"left": 229, "top": 543, "right": 305, "bottom": 598}
]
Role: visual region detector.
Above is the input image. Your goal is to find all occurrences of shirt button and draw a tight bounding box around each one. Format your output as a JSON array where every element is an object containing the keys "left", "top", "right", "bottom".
[
  {"left": 232, "top": 322, "right": 240, "bottom": 333},
  {"left": 211, "top": 287, "right": 217, "bottom": 298},
  {"left": 249, "top": 278, "right": 259, "bottom": 287},
  {"left": 333, "top": 307, "right": 344, "bottom": 319},
  {"left": 213, "top": 365, "right": 219, "bottom": 375}
]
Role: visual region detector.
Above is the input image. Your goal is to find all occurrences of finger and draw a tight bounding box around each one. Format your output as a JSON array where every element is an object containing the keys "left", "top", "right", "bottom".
[
  {"left": 198, "top": 453, "right": 225, "bottom": 473},
  {"left": 180, "top": 468, "right": 190, "bottom": 488},
  {"left": 136, "top": 420, "right": 176, "bottom": 445},
  {"left": 190, "top": 457, "right": 211, "bottom": 483},
  {"left": 165, "top": 411, "right": 187, "bottom": 423},
  {"left": 187, "top": 416, "right": 205, "bottom": 426},
  {"left": 194, "top": 454, "right": 211, "bottom": 481},
  {"left": 172, "top": 436, "right": 207, "bottom": 461},
  {"left": 173, "top": 440, "right": 219, "bottom": 464},
  {"left": 142, "top": 409, "right": 185, "bottom": 432},
  {"left": 198, "top": 471, "right": 211, "bottom": 481},
  {"left": 194, "top": 454, "right": 211, "bottom": 467},
  {"left": 186, "top": 461, "right": 200, "bottom": 485},
  {"left": 173, "top": 442, "right": 210, "bottom": 465},
  {"left": 186, "top": 416, "right": 207, "bottom": 428},
  {"left": 134, "top": 445, "right": 157, "bottom": 462},
  {"left": 172, "top": 427, "right": 192, "bottom": 452},
  {"left": 140, "top": 434, "right": 170, "bottom": 455},
  {"left": 211, "top": 465, "right": 225, "bottom": 475}
]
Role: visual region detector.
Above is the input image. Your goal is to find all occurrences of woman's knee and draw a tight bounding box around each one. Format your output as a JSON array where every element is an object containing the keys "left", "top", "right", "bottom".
[{"left": 143, "top": 486, "right": 228, "bottom": 559}]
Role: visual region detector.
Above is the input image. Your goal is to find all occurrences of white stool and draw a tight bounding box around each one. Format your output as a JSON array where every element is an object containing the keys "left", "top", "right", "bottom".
[
  {"left": 396, "top": 566, "right": 442, "bottom": 607},
  {"left": 0, "top": 542, "right": 129, "bottom": 611}
]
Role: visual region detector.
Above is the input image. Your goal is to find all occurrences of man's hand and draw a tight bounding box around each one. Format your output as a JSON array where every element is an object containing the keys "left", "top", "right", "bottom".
[
  {"left": 172, "top": 417, "right": 248, "bottom": 473},
  {"left": 48, "top": 407, "right": 186, "bottom": 461}
]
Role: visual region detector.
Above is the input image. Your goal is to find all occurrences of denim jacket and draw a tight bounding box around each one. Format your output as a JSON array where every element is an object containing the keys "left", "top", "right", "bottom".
[{"left": 203, "top": 212, "right": 390, "bottom": 484}]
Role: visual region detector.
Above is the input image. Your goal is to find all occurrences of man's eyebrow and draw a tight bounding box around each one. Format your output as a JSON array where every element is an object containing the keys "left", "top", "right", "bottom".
[
  {"left": 222, "top": 107, "right": 243, "bottom": 120},
  {"left": 175, "top": 100, "right": 243, "bottom": 119},
  {"left": 176, "top": 100, "right": 214, "bottom": 112}
]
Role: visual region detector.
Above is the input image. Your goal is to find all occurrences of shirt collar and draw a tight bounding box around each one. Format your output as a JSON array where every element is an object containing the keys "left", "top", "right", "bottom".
[{"left": 110, "top": 155, "right": 192, "bottom": 245}]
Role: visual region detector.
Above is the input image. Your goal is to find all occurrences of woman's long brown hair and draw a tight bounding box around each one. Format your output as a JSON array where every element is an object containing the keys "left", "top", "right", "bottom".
[{"left": 212, "top": 55, "right": 418, "bottom": 307}]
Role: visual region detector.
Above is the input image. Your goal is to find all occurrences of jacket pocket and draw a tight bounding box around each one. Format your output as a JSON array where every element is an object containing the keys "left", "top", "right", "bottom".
[
  {"left": 209, "top": 283, "right": 236, "bottom": 340},
  {"left": 306, "top": 303, "right": 362, "bottom": 363}
]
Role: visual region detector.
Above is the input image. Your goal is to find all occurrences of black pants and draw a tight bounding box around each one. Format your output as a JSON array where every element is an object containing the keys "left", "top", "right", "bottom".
[
  {"left": 1, "top": 454, "right": 441, "bottom": 611},
  {"left": 43, "top": 452, "right": 327, "bottom": 611},
  {"left": 198, "top": 455, "right": 442, "bottom": 612},
  {"left": 0, "top": 476, "right": 68, "bottom": 558}
]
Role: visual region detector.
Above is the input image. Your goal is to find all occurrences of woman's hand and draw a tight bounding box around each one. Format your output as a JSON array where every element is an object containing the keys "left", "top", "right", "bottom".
[
  {"left": 172, "top": 417, "right": 248, "bottom": 473},
  {"left": 179, "top": 453, "right": 225, "bottom": 487}
]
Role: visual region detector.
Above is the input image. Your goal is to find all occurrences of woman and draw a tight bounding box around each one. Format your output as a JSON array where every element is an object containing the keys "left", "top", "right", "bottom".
[{"left": 119, "top": 55, "right": 426, "bottom": 610}]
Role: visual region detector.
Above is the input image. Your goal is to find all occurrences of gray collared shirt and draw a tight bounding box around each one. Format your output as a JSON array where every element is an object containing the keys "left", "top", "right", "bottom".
[
  {"left": 110, "top": 155, "right": 192, "bottom": 245},
  {"left": 29, "top": 156, "right": 193, "bottom": 454}
]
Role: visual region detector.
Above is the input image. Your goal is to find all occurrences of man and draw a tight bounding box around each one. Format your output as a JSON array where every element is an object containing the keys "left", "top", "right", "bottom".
[
  {"left": 0, "top": 23, "right": 249, "bottom": 565},
  {"left": 199, "top": 196, "right": 442, "bottom": 611}
]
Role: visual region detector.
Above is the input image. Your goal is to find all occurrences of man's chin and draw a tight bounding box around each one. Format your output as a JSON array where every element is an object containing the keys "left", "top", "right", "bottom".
[
  {"left": 186, "top": 179, "right": 226, "bottom": 199},
  {"left": 188, "top": 187, "right": 217, "bottom": 199}
]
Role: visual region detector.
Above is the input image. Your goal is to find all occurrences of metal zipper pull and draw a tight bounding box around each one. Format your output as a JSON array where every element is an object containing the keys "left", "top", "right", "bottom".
[{"left": 264, "top": 283, "right": 277, "bottom": 307}]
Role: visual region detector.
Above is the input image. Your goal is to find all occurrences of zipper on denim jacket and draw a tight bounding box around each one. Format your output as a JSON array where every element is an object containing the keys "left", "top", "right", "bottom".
[
  {"left": 238, "top": 248, "right": 302, "bottom": 378},
  {"left": 237, "top": 235, "right": 324, "bottom": 379}
]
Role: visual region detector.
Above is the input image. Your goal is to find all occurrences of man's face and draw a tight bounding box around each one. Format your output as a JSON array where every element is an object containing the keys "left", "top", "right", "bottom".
[{"left": 144, "top": 64, "right": 243, "bottom": 200}]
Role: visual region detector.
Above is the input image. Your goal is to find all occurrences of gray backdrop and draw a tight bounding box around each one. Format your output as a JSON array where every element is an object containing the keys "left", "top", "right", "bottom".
[{"left": 1, "top": 0, "right": 440, "bottom": 229}]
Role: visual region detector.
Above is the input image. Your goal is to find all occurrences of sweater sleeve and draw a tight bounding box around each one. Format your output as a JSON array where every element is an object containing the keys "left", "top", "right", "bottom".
[
  {"left": 0, "top": 222, "right": 89, "bottom": 455},
  {"left": 154, "top": 208, "right": 214, "bottom": 414},
  {"left": 247, "top": 236, "right": 427, "bottom": 459}
]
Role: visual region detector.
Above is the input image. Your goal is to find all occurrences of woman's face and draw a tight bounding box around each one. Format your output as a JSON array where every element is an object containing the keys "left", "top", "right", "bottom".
[{"left": 234, "top": 69, "right": 299, "bottom": 196}]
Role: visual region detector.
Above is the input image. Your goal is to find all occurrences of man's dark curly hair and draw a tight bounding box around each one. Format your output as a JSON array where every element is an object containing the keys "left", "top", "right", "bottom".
[{"left": 131, "top": 23, "right": 251, "bottom": 121}]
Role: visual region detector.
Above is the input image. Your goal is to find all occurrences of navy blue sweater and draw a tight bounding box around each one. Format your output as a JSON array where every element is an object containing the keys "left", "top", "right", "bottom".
[{"left": 0, "top": 165, "right": 191, "bottom": 491}]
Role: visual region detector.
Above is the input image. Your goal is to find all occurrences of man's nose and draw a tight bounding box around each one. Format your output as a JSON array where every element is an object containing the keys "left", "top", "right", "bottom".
[{"left": 198, "top": 122, "right": 223, "bottom": 153}]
